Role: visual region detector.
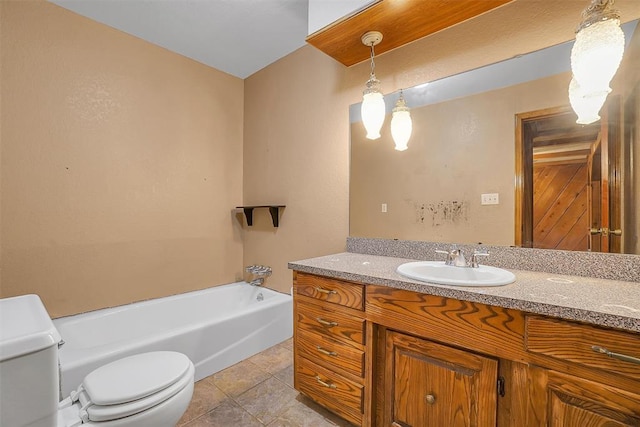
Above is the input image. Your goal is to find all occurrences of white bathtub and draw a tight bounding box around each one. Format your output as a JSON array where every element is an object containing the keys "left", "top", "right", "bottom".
[{"left": 54, "top": 282, "right": 293, "bottom": 396}]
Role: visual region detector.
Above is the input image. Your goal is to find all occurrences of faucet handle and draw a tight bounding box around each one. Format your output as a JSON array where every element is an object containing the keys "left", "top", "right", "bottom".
[
  {"left": 435, "top": 249, "right": 454, "bottom": 265},
  {"left": 245, "top": 265, "right": 272, "bottom": 277},
  {"left": 470, "top": 249, "right": 490, "bottom": 268}
]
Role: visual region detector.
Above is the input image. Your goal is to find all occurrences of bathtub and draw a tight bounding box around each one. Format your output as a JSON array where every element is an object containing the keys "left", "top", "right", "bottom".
[{"left": 53, "top": 282, "right": 292, "bottom": 396}]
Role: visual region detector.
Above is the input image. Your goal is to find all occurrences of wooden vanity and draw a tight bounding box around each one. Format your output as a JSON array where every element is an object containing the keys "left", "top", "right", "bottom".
[{"left": 292, "top": 270, "right": 640, "bottom": 426}]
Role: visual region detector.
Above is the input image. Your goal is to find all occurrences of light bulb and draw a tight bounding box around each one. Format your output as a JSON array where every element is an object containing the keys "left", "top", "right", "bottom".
[
  {"left": 569, "top": 77, "right": 608, "bottom": 124},
  {"left": 391, "top": 94, "right": 412, "bottom": 151},
  {"left": 361, "top": 77, "right": 385, "bottom": 140},
  {"left": 571, "top": 18, "right": 624, "bottom": 94}
]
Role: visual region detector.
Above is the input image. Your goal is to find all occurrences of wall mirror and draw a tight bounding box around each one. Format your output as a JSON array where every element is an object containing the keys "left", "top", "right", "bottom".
[{"left": 350, "top": 20, "right": 639, "bottom": 255}]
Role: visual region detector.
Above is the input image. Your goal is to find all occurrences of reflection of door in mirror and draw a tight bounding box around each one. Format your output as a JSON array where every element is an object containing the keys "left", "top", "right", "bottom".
[
  {"left": 515, "top": 102, "right": 623, "bottom": 253},
  {"left": 623, "top": 84, "right": 639, "bottom": 254}
]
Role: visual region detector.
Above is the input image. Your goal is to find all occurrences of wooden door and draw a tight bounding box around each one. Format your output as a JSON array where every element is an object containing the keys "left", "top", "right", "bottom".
[
  {"left": 384, "top": 330, "right": 498, "bottom": 427},
  {"left": 587, "top": 107, "right": 618, "bottom": 253},
  {"left": 530, "top": 366, "right": 640, "bottom": 426},
  {"left": 515, "top": 102, "right": 623, "bottom": 253},
  {"left": 516, "top": 107, "right": 598, "bottom": 251},
  {"left": 587, "top": 133, "right": 608, "bottom": 252}
]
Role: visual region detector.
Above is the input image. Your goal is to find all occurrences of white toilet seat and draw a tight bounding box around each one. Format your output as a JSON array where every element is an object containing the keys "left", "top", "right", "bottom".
[{"left": 58, "top": 351, "right": 194, "bottom": 427}]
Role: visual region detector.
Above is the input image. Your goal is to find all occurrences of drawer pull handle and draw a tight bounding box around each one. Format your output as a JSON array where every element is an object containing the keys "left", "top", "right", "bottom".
[
  {"left": 316, "top": 346, "right": 338, "bottom": 357},
  {"left": 316, "top": 317, "right": 338, "bottom": 327},
  {"left": 315, "top": 375, "right": 337, "bottom": 389},
  {"left": 315, "top": 287, "right": 337, "bottom": 295},
  {"left": 592, "top": 345, "right": 640, "bottom": 365}
]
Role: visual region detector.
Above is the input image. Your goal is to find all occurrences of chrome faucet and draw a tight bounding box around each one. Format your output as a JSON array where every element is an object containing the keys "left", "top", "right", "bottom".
[
  {"left": 245, "top": 265, "right": 272, "bottom": 286},
  {"left": 249, "top": 277, "right": 265, "bottom": 286},
  {"left": 434, "top": 248, "right": 454, "bottom": 264},
  {"left": 469, "top": 249, "right": 490, "bottom": 267},
  {"left": 435, "top": 244, "right": 465, "bottom": 266},
  {"left": 435, "top": 246, "right": 489, "bottom": 268}
]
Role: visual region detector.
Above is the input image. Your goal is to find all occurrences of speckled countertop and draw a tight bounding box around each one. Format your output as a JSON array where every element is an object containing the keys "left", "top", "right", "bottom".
[{"left": 288, "top": 252, "right": 640, "bottom": 333}]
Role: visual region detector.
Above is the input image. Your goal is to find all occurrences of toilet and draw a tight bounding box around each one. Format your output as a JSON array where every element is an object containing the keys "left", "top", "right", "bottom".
[{"left": 0, "top": 295, "right": 194, "bottom": 427}]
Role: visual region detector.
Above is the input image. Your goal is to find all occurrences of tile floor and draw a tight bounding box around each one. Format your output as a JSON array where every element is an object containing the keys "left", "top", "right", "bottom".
[{"left": 177, "top": 338, "right": 354, "bottom": 427}]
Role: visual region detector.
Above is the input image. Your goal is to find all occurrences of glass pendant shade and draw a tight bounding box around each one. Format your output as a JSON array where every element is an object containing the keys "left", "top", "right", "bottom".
[
  {"left": 391, "top": 94, "right": 412, "bottom": 151},
  {"left": 361, "top": 76, "right": 385, "bottom": 140},
  {"left": 568, "top": 0, "right": 625, "bottom": 123},
  {"left": 569, "top": 77, "right": 608, "bottom": 124},
  {"left": 571, "top": 17, "right": 624, "bottom": 95}
]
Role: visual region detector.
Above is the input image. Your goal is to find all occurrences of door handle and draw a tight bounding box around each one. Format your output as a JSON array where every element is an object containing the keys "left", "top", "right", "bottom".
[{"left": 589, "top": 227, "right": 621, "bottom": 237}]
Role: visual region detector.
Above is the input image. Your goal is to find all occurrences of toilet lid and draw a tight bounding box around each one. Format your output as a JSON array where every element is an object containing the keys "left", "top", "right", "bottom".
[
  {"left": 83, "top": 351, "right": 192, "bottom": 405},
  {"left": 75, "top": 351, "right": 194, "bottom": 422}
]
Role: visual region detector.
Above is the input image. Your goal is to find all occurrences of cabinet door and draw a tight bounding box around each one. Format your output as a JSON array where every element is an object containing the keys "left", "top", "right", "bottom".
[
  {"left": 384, "top": 330, "right": 498, "bottom": 427},
  {"left": 530, "top": 366, "right": 640, "bottom": 426}
]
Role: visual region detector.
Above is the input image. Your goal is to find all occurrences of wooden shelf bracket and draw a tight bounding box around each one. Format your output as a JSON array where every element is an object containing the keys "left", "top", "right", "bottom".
[{"left": 237, "top": 205, "right": 286, "bottom": 227}]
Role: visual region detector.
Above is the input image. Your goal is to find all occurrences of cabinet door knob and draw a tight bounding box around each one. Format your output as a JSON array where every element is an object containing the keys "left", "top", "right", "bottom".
[{"left": 425, "top": 394, "right": 436, "bottom": 404}]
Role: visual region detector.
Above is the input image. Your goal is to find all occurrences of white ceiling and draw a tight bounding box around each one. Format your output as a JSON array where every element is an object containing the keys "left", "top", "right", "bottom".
[{"left": 49, "top": 0, "right": 310, "bottom": 79}]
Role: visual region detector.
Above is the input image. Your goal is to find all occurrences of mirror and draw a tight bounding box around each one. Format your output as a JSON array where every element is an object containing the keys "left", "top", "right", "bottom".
[{"left": 350, "top": 20, "right": 640, "bottom": 255}]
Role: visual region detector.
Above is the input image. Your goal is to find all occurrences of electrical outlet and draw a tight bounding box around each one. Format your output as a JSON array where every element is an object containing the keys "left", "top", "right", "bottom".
[
  {"left": 481, "top": 193, "right": 499, "bottom": 205},
  {"left": 381, "top": 203, "right": 388, "bottom": 213}
]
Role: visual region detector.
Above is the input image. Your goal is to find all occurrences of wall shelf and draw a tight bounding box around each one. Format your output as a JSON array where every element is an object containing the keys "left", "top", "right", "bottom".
[{"left": 237, "top": 205, "right": 285, "bottom": 227}]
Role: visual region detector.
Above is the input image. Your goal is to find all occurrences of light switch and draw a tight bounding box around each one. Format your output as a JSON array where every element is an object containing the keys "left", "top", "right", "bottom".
[{"left": 381, "top": 203, "right": 388, "bottom": 213}]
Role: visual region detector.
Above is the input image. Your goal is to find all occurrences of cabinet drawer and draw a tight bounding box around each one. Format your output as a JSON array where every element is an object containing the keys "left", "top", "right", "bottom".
[
  {"left": 526, "top": 316, "right": 640, "bottom": 381},
  {"left": 296, "top": 355, "right": 363, "bottom": 425},
  {"left": 296, "top": 273, "right": 364, "bottom": 310},
  {"left": 366, "top": 285, "right": 525, "bottom": 359},
  {"left": 296, "top": 300, "right": 365, "bottom": 348},
  {"left": 297, "top": 328, "right": 365, "bottom": 378},
  {"left": 531, "top": 366, "right": 640, "bottom": 424}
]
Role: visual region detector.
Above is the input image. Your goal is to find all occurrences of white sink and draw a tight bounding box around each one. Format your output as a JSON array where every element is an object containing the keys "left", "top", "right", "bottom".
[{"left": 396, "top": 261, "right": 515, "bottom": 287}]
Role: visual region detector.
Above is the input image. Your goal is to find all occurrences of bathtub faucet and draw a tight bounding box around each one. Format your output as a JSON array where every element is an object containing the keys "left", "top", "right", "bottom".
[
  {"left": 245, "top": 265, "right": 272, "bottom": 286},
  {"left": 250, "top": 278, "right": 265, "bottom": 286}
]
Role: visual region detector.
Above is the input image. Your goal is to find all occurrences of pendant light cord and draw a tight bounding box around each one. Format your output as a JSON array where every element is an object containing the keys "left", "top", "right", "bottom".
[{"left": 369, "top": 43, "right": 376, "bottom": 78}]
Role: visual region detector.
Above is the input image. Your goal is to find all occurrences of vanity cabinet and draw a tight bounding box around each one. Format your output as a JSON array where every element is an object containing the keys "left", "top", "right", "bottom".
[
  {"left": 525, "top": 316, "right": 640, "bottom": 425},
  {"left": 383, "top": 330, "right": 498, "bottom": 427},
  {"left": 292, "top": 272, "right": 640, "bottom": 427},
  {"left": 528, "top": 366, "right": 640, "bottom": 425},
  {"left": 293, "top": 272, "right": 367, "bottom": 426}
]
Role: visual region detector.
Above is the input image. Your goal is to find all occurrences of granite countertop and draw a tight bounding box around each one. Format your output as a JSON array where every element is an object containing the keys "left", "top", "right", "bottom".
[{"left": 288, "top": 252, "right": 640, "bottom": 333}]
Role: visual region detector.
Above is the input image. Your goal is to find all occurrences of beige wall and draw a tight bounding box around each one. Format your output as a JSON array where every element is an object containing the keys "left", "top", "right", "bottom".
[
  {"left": 2, "top": 0, "right": 639, "bottom": 313},
  {"left": 0, "top": 1, "right": 245, "bottom": 317},
  {"left": 244, "top": 0, "right": 640, "bottom": 292},
  {"left": 242, "top": 46, "right": 350, "bottom": 293}
]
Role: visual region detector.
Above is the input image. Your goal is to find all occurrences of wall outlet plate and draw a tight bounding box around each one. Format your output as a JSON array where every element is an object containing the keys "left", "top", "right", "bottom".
[{"left": 481, "top": 193, "right": 499, "bottom": 205}]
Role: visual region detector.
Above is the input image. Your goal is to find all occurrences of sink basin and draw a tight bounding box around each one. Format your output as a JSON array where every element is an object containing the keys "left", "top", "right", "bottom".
[{"left": 396, "top": 261, "right": 515, "bottom": 287}]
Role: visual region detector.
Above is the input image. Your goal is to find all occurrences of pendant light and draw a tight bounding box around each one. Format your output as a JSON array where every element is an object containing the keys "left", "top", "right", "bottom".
[
  {"left": 391, "top": 90, "right": 412, "bottom": 151},
  {"left": 569, "top": 77, "right": 608, "bottom": 124},
  {"left": 361, "top": 31, "right": 385, "bottom": 140},
  {"left": 569, "top": 0, "right": 625, "bottom": 124}
]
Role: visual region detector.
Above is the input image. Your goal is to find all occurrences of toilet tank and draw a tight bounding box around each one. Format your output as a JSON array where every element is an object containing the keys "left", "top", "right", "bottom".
[{"left": 0, "top": 295, "right": 62, "bottom": 427}]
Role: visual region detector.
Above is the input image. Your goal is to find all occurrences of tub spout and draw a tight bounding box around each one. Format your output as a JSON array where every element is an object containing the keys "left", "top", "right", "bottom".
[
  {"left": 245, "top": 265, "right": 272, "bottom": 286},
  {"left": 249, "top": 278, "right": 265, "bottom": 286}
]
